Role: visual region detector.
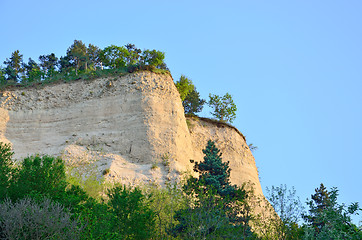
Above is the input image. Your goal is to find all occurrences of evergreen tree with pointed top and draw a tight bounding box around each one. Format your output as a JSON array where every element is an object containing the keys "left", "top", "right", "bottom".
[
  {"left": 172, "top": 140, "right": 257, "bottom": 239},
  {"left": 3, "top": 50, "right": 24, "bottom": 83},
  {"left": 303, "top": 183, "right": 362, "bottom": 239},
  {"left": 193, "top": 140, "right": 237, "bottom": 198},
  {"left": 303, "top": 183, "right": 332, "bottom": 233}
]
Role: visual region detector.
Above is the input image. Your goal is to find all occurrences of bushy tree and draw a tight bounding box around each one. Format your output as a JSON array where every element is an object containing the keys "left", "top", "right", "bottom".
[
  {"left": 303, "top": 183, "right": 362, "bottom": 239},
  {"left": 175, "top": 75, "right": 195, "bottom": 101},
  {"left": 175, "top": 75, "right": 205, "bottom": 115},
  {"left": 0, "top": 143, "right": 14, "bottom": 200},
  {"left": 208, "top": 93, "right": 237, "bottom": 123},
  {"left": 100, "top": 45, "right": 129, "bottom": 69},
  {"left": 87, "top": 43, "right": 102, "bottom": 70},
  {"left": 183, "top": 89, "right": 206, "bottom": 115},
  {"left": 107, "top": 185, "right": 156, "bottom": 239},
  {"left": 141, "top": 49, "right": 166, "bottom": 69},
  {"left": 22, "top": 58, "right": 43, "bottom": 83},
  {"left": 10, "top": 155, "right": 67, "bottom": 201},
  {"left": 125, "top": 43, "right": 142, "bottom": 66},
  {"left": 39, "top": 53, "right": 58, "bottom": 77},
  {"left": 66, "top": 40, "right": 87, "bottom": 75},
  {"left": 58, "top": 55, "right": 73, "bottom": 73}
]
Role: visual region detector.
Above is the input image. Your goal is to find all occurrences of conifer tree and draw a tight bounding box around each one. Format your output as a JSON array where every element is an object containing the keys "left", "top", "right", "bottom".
[
  {"left": 183, "top": 89, "right": 205, "bottom": 115},
  {"left": 192, "top": 140, "right": 237, "bottom": 198},
  {"left": 173, "top": 140, "right": 256, "bottom": 239},
  {"left": 303, "top": 183, "right": 362, "bottom": 239},
  {"left": 3, "top": 50, "right": 24, "bottom": 83}
]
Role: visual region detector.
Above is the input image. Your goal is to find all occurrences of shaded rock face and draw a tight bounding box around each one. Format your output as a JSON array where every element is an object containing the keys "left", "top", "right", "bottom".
[{"left": 0, "top": 71, "right": 262, "bottom": 197}]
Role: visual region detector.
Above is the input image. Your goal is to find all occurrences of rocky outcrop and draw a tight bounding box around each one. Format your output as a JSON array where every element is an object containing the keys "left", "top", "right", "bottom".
[{"left": 0, "top": 71, "right": 262, "bottom": 197}]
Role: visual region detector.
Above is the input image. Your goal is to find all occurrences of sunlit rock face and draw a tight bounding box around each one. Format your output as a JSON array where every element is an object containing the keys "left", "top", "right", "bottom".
[{"left": 0, "top": 71, "right": 262, "bottom": 197}]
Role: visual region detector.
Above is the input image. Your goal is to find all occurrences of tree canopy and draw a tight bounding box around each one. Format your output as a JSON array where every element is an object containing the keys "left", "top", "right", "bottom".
[
  {"left": 208, "top": 93, "right": 237, "bottom": 123},
  {"left": 175, "top": 75, "right": 205, "bottom": 115},
  {"left": 0, "top": 40, "right": 168, "bottom": 86}
]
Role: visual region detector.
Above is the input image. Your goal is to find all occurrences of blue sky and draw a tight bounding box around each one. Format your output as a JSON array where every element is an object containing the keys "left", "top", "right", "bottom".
[{"left": 1, "top": 0, "right": 361, "bottom": 222}]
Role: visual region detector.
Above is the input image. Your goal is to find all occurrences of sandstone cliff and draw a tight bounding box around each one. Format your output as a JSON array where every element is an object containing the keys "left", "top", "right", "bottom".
[{"left": 0, "top": 71, "right": 263, "bottom": 197}]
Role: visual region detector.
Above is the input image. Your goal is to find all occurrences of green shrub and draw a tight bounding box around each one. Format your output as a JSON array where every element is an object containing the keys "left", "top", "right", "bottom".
[
  {"left": 0, "top": 143, "right": 14, "bottom": 201},
  {"left": 107, "top": 185, "right": 156, "bottom": 239},
  {"left": 143, "top": 183, "right": 187, "bottom": 239},
  {"left": 9, "top": 155, "right": 67, "bottom": 201}
]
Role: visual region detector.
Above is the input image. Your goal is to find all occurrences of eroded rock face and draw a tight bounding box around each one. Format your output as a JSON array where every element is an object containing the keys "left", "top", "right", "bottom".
[
  {"left": 187, "top": 117, "right": 263, "bottom": 196},
  {"left": 0, "top": 71, "right": 262, "bottom": 197}
]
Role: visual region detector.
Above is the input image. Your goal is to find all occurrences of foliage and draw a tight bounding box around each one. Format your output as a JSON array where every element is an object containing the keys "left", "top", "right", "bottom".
[
  {"left": 39, "top": 53, "right": 58, "bottom": 77},
  {"left": 141, "top": 49, "right": 166, "bottom": 68},
  {"left": 3, "top": 50, "right": 24, "bottom": 83},
  {"left": 173, "top": 187, "right": 255, "bottom": 239},
  {"left": 87, "top": 43, "right": 102, "bottom": 70},
  {"left": 124, "top": 43, "right": 142, "bottom": 66},
  {"left": 190, "top": 140, "right": 237, "bottom": 197},
  {"left": 0, "top": 67, "right": 6, "bottom": 85},
  {"left": 173, "top": 140, "right": 257, "bottom": 239},
  {"left": 100, "top": 45, "right": 129, "bottom": 69},
  {"left": 208, "top": 92, "right": 237, "bottom": 123},
  {"left": 175, "top": 75, "right": 205, "bottom": 115},
  {"left": 22, "top": 57, "right": 43, "bottom": 83},
  {"left": 302, "top": 183, "right": 362, "bottom": 239},
  {"left": 0, "top": 143, "right": 14, "bottom": 201},
  {"left": 107, "top": 185, "right": 156, "bottom": 239},
  {"left": 66, "top": 40, "right": 87, "bottom": 75},
  {"left": 0, "top": 197, "right": 83, "bottom": 240},
  {"left": 265, "top": 184, "right": 305, "bottom": 239},
  {"left": 175, "top": 75, "right": 195, "bottom": 101},
  {"left": 143, "top": 183, "right": 187, "bottom": 239},
  {"left": 66, "top": 168, "right": 105, "bottom": 200},
  {"left": 183, "top": 89, "right": 206, "bottom": 115},
  {"left": 0, "top": 40, "right": 169, "bottom": 89},
  {"left": 9, "top": 155, "right": 67, "bottom": 201}
]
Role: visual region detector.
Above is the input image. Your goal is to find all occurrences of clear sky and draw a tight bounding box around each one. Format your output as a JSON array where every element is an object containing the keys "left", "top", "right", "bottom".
[{"left": 0, "top": 0, "right": 361, "bottom": 222}]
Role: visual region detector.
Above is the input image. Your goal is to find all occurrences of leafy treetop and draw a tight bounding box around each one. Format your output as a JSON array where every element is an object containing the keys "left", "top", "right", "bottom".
[{"left": 208, "top": 93, "right": 237, "bottom": 123}]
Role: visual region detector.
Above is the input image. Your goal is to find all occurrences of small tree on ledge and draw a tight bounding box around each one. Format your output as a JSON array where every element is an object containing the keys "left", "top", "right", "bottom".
[{"left": 208, "top": 93, "right": 237, "bottom": 123}]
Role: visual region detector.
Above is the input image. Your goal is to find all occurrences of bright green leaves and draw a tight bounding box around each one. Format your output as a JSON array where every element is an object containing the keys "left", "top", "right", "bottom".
[
  {"left": 175, "top": 75, "right": 195, "bottom": 101},
  {"left": 100, "top": 45, "right": 129, "bottom": 69},
  {"left": 107, "top": 185, "right": 156, "bottom": 239},
  {"left": 175, "top": 75, "right": 205, "bottom": 115},
  {"left": 208, "top": 92, "right": 237, "bottom": 123}
]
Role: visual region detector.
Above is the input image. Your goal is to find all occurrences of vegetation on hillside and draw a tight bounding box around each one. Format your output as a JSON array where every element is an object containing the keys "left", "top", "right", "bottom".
[
  {"left": 0, "top": 141, "right": 360, "bottom": 239},
  {"left": 0, "top": 40, "right": 168, "bottom": 89},
  {"left": 174, "top": 75, "right": 238, "bottom": 124}
]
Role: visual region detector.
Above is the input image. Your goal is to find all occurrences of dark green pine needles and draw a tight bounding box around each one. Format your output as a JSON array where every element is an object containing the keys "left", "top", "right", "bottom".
[{"left": 194, "top": 140, "right": 237, "bottom": 198}]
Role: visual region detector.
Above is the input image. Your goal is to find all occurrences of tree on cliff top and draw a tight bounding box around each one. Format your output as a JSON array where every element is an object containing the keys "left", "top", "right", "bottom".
[
  {"left": 3, "top": 50, "right": 24, "bottom": 83},
  {"left": 208, "top": 92, "right": 237, "bottom": 123},
  {"left": 175, "top": 75, "right": 205, "bottom": 115},
  {"left": 66, "top": 40, "right": 87, "bottom": 75}
]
